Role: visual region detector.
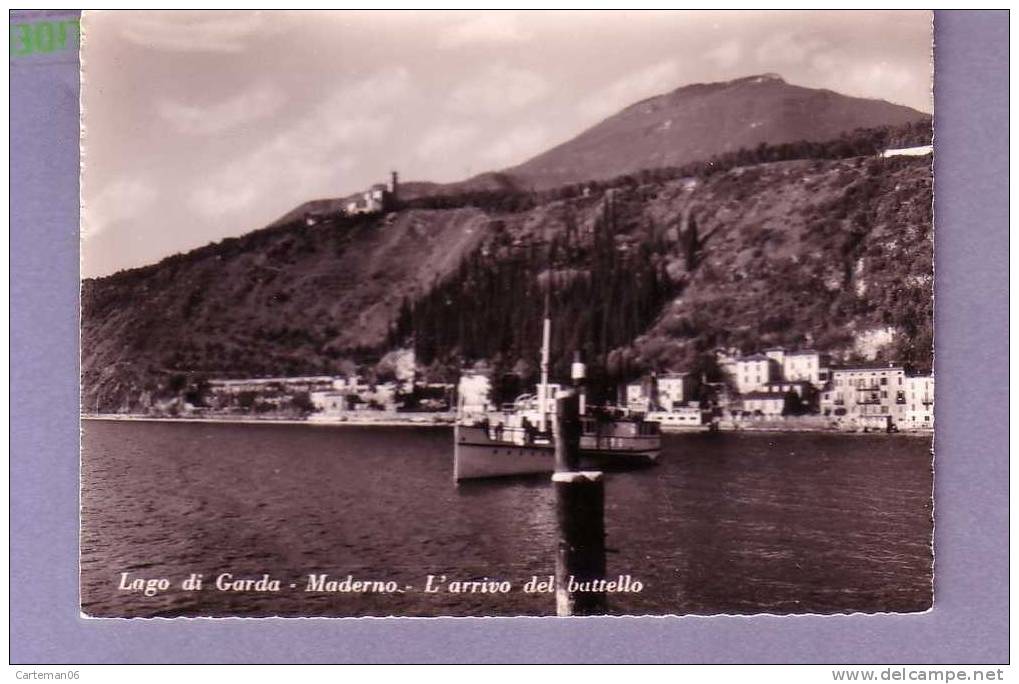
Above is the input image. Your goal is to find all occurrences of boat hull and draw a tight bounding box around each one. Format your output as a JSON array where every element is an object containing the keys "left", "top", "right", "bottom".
[{"left": 454, "top": 424, "right": 660, "bottom": 481}]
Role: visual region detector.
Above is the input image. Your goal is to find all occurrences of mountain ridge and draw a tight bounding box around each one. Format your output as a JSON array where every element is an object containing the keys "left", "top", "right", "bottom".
[
  {"left": 270, "top": 74, "right": 928, "bottom": 225},
  {"left": 82, "top": 151, "right": 932, "bottom": 412},
  {"left": 500, "top": 73, "right": 928, "bottom": 190},
  {"left": 80, "top": 76, "right": 933, "bottom": 412}
]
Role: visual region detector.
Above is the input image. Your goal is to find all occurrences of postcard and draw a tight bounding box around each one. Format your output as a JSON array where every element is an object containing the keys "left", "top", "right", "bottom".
[{"left": 79, "top": 10, "right": 934, "bottom": 618}]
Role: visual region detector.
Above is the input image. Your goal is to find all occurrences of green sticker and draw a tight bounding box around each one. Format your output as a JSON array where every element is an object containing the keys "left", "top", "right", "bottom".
[{"left": 10, "top": 19, "right": 79, "bottom": 57}]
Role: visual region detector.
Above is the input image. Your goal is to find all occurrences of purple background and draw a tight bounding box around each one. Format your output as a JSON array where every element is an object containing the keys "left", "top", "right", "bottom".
[{"left": 10, "top": 10, "right": 1008, "bottom": 663}]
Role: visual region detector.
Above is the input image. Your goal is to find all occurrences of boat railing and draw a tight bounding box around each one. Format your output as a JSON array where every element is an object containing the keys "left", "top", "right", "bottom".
[
  {"left": 580, "top": 431, "right": 661, "bottom": 451},
  {"left": 484, "top": 424, "right": 553, "bottom": 446},
  {"left": 481, "top": 422, "right": 659, "bottom": 448}
]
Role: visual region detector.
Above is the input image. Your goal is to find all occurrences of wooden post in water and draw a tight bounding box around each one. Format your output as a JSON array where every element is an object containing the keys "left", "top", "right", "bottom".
[
  {"left": 552, "top": 391, "right": 607, "bottom": 616},
  {"left": 553, "top": 391, "right": 581, "bottom": 472}
]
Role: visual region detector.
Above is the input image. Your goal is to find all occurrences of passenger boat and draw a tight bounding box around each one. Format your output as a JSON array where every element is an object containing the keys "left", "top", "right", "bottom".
[{"left": 453, "top": 315, "right": 661, "bottom": 481}]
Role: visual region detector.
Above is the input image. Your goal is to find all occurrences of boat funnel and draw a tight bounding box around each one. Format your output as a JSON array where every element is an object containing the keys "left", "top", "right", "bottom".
[
  {"left": 571, "top": 351, "right": 587, "bottom": 415},
  {"left": 571, "top": 350, "right": 586, "bottom": 382}
]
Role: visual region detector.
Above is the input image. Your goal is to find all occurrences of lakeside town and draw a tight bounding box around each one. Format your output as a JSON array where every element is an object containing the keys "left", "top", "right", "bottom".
[
  {"left": 83, "top": 141, "right": 935, "bottom": 436},
  {"left": 97, "top": 344, "right": 933, "bottom": 434},
  {"left": 75, "top": 11, "right": 942, "bottom": 629}
]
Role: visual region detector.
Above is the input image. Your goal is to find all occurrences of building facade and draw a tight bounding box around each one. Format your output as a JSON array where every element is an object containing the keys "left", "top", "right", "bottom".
[
  {"left": 345, "top": 171, "right": 399, "bottom": 215},
  {"left": 655, "top": 372, "right": 694, "bottom": 410},
  {"left": 625, "top": 380, "right": 649, "bottom": 411},
  {"left": 819, "top": 366, "right": 936, "bottom": 429},
  {"left": 626, "top": 372, "right": 697, "bottom": 412},
  {"left": 760, "top": 380, "right": 812, "bottom": 398},
  {"left": 648, "top": 405, "right": 705, "bottom": 428},
  {"left": 784, "top": 351, "right": 828, "bottom": 387},
  {"left": 902, "top": 375, "right": 935, "bottom": 429},
  {"left": 311, "top": 381, "right": 399, "bottom": 414},
  {"left": 740, "top": 391, "right": 787, "bottom": 417},
  {"left": 724, "top": 354, "right": 778, "bottom": 394},
  {"left": 458, "top": 373, "right": 492, "bottom": 415},
  {"left": 209, "top": 376, "right": 336, "bottom": 395}
]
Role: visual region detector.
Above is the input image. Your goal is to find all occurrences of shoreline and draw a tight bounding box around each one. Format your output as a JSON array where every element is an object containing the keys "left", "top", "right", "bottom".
[
  {"left": 81, "top": 414, "right": 933, "bottom": 436},
  {"left": 712, "top": 426, "right": 933, "bottom": 437},
  {"left": 81, "top": 414, "right": 453, "bottom": 428}
]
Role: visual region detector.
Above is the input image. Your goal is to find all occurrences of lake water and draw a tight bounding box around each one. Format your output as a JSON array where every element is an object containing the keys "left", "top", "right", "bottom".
[{"left": 80, "top": 420, "right": 933, "bottom": 617}]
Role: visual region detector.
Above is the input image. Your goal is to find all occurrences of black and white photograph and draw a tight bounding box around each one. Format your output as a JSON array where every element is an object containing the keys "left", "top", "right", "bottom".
[{"left": 79, "top": 10, "right": 935, "bottom": 618}]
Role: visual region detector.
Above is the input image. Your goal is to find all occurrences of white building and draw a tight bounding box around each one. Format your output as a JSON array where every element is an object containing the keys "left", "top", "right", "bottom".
[
  {"left": 740, "top": 391, "right": 787, "bottom": 417},
  {"left": 345, "top": 172, "right": 399, "bottom": 215},
  {"left": 902, "top": 375, "right": 935, "bottom": 429},
  {"left": 346, "top": 184, "right": 388, "bottom": 215},
  {"left": 761, "top": 381, "right": 813, "bottom": 398},
  {"left": 881, "top": 145, "right": 933, "bottom": 158},
  {"left": 762, "top": 348, "right": 827, "bottom": 387},
  {"left": 209, "top": 375, "right": 335, "bottom": 395},
  {"left": 724, "top": 354, "right": 777, "bottom": 394},
  {"left": 311, "top": 380, "right": 398, "bottom": 414},
  {"left": 625, "top": 374, "right": 693, "bottom": 412},
  {"left": 458, "top": 373, "right": 492, "bottom": 415},
  {"left": 648, "top": 405, "right": 704, "bottom": 429},
  {"left": 311, "top": 390, "right": 350, "bottom": 414},
  {"left": 655, "top": 373, "right": 694, "bottom": 411},
  {"left": 626, "top": 380, "right": 651, "bottom": 411},
  {"left": 820, "top": 365, "right": 909, "bottom": 426},
  {"left": 783, "top": 350, "right": 827, "bottom": 387}
]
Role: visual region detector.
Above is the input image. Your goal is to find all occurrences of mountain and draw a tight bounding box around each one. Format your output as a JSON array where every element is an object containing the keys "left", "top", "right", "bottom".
[
  {"left": 397, "top": 154, "right": 933, "bottom": 385},
  {"left": 81, "top": 148, "right": 932, "bottom": 412},
  {"left": 81, "top": 207, "right": 493, "bottom": 410},
  {"left": 81, "top": 75, "right": 933, "bottom": 412},
  {"left": 277, "top": 74, "right": 928, "bottom": 212},
  {"left": 501, "top": 74, "right": 928, "bottom": 189}
]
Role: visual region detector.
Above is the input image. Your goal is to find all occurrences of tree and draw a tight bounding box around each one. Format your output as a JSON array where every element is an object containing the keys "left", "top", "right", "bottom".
[
  {"left": 166, "top": 373, "right": 188, "bottom": 395},
  {"left": 374, "top": 355, "right": 398, "bottom": 383},
  {"left": 290, "top": 391, "right": 315, "bottom": 414},
  {"left": 184, "top": 378, "right": 210, "bottom": 407},
  {"left": 782, "top": 390, "right": 804, "bottom": 416}
]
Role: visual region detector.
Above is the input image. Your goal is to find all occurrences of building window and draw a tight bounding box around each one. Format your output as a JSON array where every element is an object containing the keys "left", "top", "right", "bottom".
[{"left": 881, "top": 377, "right": 887, "bottom": 385}]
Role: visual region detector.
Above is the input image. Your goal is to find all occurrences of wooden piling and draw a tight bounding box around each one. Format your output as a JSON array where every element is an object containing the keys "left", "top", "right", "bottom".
[
  {"left": 553, "top": 392, "right": 582, "bottom": 473},
  {"left": 552, "top": 391, "right": 607, "bottom": 616}
]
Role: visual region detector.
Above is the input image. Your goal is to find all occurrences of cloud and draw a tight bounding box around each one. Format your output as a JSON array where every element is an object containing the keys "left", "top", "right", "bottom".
[
  {"left": 157, "top": 85, "right": 286, "bottom": 135},
  {"left": 839, "top": 61, "right": 924, "bottom": 103},
  {"left": 416, "top": 123, "right": 480, "bottom": 160},
  {"left": 754, "top": 32, "right": 830, "bottom": 67},
  {"left": 579, "top": 59, "right": 682, "bottom": 122},
  {"left": 437, "top": 13, "right": 530, "bottom": 49},
  {"left": 480, "top": 124, "right": 549, "bottom": 168},
  {"left": 83, "top": 177, "right": 157, "bottom": 238},
  {"left": 189, "top": 68, "right": 409, "bottom": 219},
  {"left": 449, "top": 65, "right": 550, "bottom": 116},
  {"left": 706, "top": 39, "right": 742, "bottom": 69},
  {"left": 106, "top": 10, "right": 279, "bottom": 53},
  {"left": 753, "top": 33, "right": 930, "bottom": 111}
]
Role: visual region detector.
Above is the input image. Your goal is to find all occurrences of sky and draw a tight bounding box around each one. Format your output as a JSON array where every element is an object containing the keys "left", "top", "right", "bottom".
[{"left": 81, "top": 10, "right": 933, "bottom": 278}]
